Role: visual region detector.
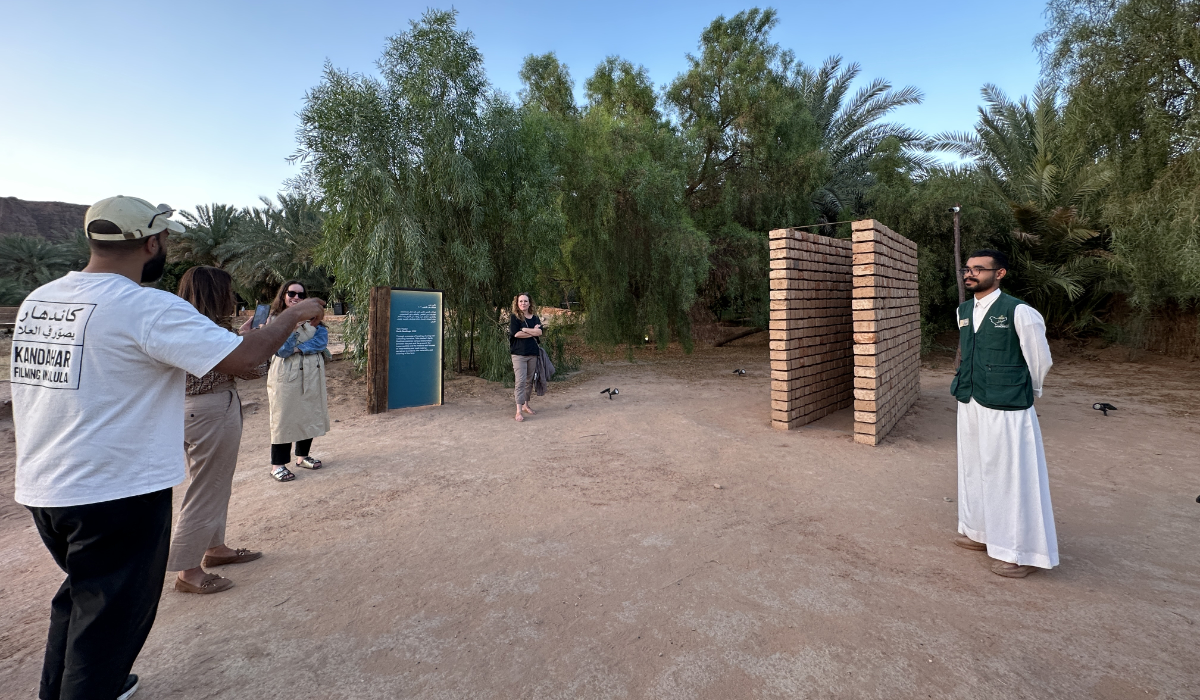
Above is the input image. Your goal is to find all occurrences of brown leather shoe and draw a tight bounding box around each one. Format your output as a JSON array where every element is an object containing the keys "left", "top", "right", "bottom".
[
  {"left": 953, "top": 535, "right": 987, "bottom": 551},
  {"left": 202, "top": 548, "right": 262, "bottom": 567},
  {"left": 991, "top": 561, "right": 1040, "bottom": 578},
  {"left": 175, "top": 573, "right": 234, "bottom": 594}
]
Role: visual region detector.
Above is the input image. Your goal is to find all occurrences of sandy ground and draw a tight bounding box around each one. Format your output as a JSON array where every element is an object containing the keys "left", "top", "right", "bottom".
[{"left": 1, "top": 336, "right": 1198, "bottom": 699}]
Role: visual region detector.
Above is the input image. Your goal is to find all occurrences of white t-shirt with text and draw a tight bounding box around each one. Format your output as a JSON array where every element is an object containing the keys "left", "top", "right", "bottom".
[{"left": 11, "top": 272, "right": 242, "bottom": 507}]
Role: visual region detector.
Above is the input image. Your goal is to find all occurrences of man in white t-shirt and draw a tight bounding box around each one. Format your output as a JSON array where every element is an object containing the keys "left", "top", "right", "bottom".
[{"left": 12, "top": 195, "right": 325, "bottom": 700}]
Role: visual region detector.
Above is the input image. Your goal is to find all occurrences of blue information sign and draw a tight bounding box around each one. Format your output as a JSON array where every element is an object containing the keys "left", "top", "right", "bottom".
[{"left": 387, "top": 289, "right": 443, "bottom": 409}]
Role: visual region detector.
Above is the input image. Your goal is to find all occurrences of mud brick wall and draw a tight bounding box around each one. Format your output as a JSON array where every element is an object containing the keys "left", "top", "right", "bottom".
[
  {"left": 768, "top": 228, "right": 853, "bottom": 430},
  {"left": 850, "top": 220, "right": 920, "bottom": 445}
]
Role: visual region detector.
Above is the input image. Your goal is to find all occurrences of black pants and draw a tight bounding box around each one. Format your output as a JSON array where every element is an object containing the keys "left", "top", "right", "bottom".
[
  {"left": 27, "top": 488, "right": 172, "bottom": 700},
  {"left": 271, "top": 438, "right": 313, "bottom": 466}
]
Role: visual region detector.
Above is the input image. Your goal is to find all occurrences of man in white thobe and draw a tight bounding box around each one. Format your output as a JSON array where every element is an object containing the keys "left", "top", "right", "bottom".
[{"left": 951, "top": 249, "right": 1057, "bottom": 578}]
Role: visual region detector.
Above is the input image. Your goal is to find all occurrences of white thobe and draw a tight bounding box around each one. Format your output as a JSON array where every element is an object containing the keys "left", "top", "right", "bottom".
[{"left": 957, "top": 287, "right": 1058, "bottom": 568}]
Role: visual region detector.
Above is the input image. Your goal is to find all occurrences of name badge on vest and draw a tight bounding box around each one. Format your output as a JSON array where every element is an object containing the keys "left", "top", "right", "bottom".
[{"left": 958, "top": 317, "right": 969, "bottom": 328}]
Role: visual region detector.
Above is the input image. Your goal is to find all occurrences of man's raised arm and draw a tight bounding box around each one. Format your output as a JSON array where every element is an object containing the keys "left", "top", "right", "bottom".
[{"left": 213, "top": 298, "right": 326, "bottom": 377}]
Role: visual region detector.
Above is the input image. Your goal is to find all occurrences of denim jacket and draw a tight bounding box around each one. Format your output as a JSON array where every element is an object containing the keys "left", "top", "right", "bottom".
[{"left": 276, "top": 323, "right": 328, "bottom": 358}]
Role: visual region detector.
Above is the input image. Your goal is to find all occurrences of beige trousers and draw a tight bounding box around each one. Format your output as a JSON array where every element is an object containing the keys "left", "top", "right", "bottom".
[
  {"left": 167, "top": 387, "right": 243, "bottom": 571},
  {"left": 511, "top": 354, "right": 538, "bottom": 406}
]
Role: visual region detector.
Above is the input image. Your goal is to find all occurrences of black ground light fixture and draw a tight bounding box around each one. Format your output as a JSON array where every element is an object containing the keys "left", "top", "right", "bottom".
[
  {"left": 600, "top": 388, "right": 619, "bottom": 399},
  {"left": 1092, "top": 402, "right": 1117, "bottom": 416}
]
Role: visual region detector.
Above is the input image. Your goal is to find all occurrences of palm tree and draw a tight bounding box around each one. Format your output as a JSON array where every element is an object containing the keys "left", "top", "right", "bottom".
[
  {"left": 217, "top": 194, "right": 328, "bottom": 303},
  {"left": 0, "top": 276, "right": 27, "bottom": 305},
  {"left": 0, "top": 233, "right": 88, "bottom": 301},
  {"left": 793, "top": 56, "right": 926, "bottom": 225},
  {"left": 174, "top": 204, "right": 244, "bottom": 268},
  {"left": 931, "top": 82, "right": 1112, "bottom": 332}
]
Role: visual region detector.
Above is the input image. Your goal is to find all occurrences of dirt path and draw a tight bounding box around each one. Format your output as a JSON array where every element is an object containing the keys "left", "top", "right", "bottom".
[{"left": 1, "top": 339, "right": 1198, "bottom": 699}]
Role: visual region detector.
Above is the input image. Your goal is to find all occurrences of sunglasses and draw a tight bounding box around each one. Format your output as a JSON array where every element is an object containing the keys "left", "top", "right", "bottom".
[
  {"left": 147, "top": 207, "right": 175, "bottom": 229},
  {"left": 286, "top": 290, "right": 307, "bottom": 299}
]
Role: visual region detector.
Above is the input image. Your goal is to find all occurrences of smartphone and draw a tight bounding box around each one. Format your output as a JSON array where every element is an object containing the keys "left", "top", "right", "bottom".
[{"left": 251, "top": 304, "right": 270, "bottom": 329}]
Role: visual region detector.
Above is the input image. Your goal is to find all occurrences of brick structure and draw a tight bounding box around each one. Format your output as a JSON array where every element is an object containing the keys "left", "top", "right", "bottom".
[
  {"left": 767, "top": 220, "right": 921, "bottom": 444},
  {"left": 850, "top": 220, "right": 921, "bottom": 445},
  {"left": 768, "top": 228, "right": 853, "bottom": 430}
]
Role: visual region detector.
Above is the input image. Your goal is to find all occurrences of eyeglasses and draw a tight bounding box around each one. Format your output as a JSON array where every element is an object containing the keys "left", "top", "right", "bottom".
[
  {"left": 960, "top": 267, "right": 1000, "bottom": 275},
  {"left": 286, "top": 290, "right": 307, "bottom": 299}
]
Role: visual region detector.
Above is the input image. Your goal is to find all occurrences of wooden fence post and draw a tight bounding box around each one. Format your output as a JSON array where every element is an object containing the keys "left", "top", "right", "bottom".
[{"left": 367, "top": 286, "right": 391, "bottom": 414}]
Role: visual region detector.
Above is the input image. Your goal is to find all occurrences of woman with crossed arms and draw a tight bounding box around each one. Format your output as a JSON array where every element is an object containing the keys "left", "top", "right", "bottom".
[{"left": 509, "top": 293, "right": 542, "bottom": 422}]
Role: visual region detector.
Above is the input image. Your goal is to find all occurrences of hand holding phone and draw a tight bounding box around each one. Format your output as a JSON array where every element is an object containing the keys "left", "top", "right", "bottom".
[{"left": 251, "top": 304, "right": 270, "bottom": 330}]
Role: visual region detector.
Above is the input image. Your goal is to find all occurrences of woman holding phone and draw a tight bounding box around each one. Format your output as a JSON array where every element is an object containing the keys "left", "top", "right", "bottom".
[
  {"left": 509, "top": 293, "right": 542, "bottom": 422},
  {"left": 169, "top": 266, "right": 263, "bottom": 594},
  {"left": 266, "top": 280, "right": 330, "bottom": 482}
]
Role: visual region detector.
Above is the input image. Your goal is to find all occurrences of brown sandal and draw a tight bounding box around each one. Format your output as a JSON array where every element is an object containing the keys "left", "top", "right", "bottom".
[
  {"left": 202, "top": 548, "right": 262, "bottom": 568},
  {"left": 953, "top": 535, "right": 987, "bottom": 551},
  {"left": 991, "top": 561, "right": 1040, "bottom": 578},
  {"left": 174, "top": 573, "right": 234, "bottom": 594}
]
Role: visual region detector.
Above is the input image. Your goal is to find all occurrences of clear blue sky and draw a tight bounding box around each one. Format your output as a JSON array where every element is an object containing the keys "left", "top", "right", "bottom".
[{"left": 0, "top": 0, "right": 1049, "bottom": 212}]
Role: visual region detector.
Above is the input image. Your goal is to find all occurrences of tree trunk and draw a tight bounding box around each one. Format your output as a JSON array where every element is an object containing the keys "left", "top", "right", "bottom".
[
  {"left": 953, "top": 207, "right": 964, "bottom": 370},
  {"left": 713, "top": 327, "right": 764, "bottom": 347},
  {"left": 366, "top": 286, "right": 391, "bottom": 414},
  {"left": 468, "top": 310, "right": 476, "bottom": 372}
]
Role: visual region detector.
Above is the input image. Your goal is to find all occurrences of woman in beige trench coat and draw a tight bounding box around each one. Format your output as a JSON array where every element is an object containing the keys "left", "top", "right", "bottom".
[{"left": 266, "top": 280, "right": 330, "bottom": 482}]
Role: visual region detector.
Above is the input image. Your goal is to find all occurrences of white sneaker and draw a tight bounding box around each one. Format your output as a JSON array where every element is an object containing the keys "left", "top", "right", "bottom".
[{"left": 117, "top": 674, "right": 139, "bottom": 700}]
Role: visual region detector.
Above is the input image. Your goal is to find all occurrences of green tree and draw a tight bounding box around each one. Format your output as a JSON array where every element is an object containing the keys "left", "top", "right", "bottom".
[
  {"left": 1104, "top": 152, "right": 1200, "bottom": 310},
  {"left": 0, "top": 276, "right": 28, "bottom": 305},
  {"left": 174, "top": 204, "right": 244, "bottom": 268},
  {"left": 218, "top": 193, "right": 328, "bottom": 303},
  {"left": 555, "top": 57, "right": 709, "bottom": 351},
  {"left": 167, "top": 204, "right": 247, "bottom": 296},
  {"left": 932, "top": 83, "right": 1112, "bottom": 332},
  {"left": 664, "top": 9, "right": 921, "bottom": 326},
  {"left": 518, "top": 52, "right": 577, "bottom": 117},
  {"left": 1038, "top": 0, "right": 1200, "bottom": 341},
  {"left": 793, "top": 56, "right": 926, "bottom": 225},
  {"left": 0, "top": 232, "right": 89, "bottom": 302},
  {"left": 585, "top": 56, "right": 659, "bottom": 120},
  {"left": 665, "top": 8, "right": 826, "bottom": 325},
  {"left": 667, "top": 8, "right": 824, "bottom": 229},
  {"left": 296, "top": 9, "right": 564, "bottom": 378},
  {"left": 865, "top": 139, "right": 1012, "bottom": 349},
  {"left": 464, "top": 95, "right": 567, "bottom": 374},
  {"left": 1038, "top": 0, "right": 1200, "bottom": 193}
]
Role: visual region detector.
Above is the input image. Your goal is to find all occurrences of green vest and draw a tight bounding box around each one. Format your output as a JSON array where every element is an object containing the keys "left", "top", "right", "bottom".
[{"left": 951, "top": 291, "right": 1035, "bottom": 411}]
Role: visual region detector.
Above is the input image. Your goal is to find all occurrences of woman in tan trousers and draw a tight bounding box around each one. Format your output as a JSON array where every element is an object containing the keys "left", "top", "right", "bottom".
[
  {"left": 169, "top": 266, "right": 263, "bottom": 594},
  {"left": 509, "top": 293, "right": 543, "bottom": 421}
]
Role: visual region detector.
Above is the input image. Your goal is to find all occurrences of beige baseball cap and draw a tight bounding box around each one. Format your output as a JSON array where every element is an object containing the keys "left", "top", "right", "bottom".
[{"left": 84, "top": 195, "right": 186, "bottom": 240}]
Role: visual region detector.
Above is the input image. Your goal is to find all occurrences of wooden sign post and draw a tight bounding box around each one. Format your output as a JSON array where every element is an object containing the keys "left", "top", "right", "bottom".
[{"left": 366, "top": 286, "right": 390, "bottom": 414}]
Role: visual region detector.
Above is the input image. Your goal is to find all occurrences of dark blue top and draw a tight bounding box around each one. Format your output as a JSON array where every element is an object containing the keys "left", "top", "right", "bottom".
[{"left": 509, "top": 314, "right": 541, "bottom": 356}]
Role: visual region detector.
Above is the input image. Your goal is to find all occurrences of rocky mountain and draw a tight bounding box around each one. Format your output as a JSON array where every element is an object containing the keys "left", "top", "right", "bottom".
[{"left": 0, "top": 197, "right": 89, "bottom": 240}]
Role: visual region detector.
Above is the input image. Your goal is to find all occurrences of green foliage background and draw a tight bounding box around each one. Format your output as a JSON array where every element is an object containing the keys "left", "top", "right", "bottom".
[{"left": 5, "top": 1, "right": 1198, "bottom": 363}]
